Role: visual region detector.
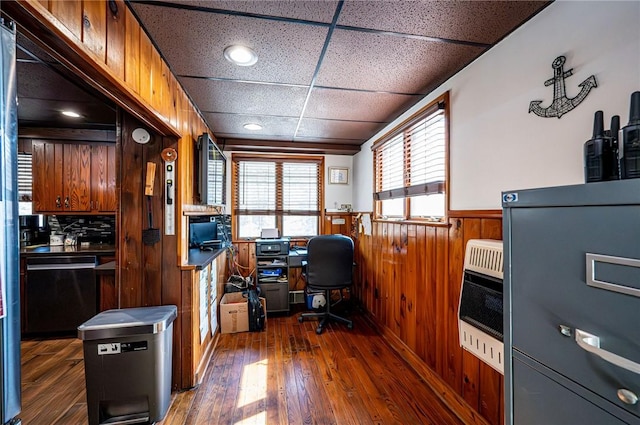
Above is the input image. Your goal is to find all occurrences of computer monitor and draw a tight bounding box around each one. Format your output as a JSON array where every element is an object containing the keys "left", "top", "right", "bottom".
[{"left": 189, "top": 221, "right": 218, "bottom": 248}]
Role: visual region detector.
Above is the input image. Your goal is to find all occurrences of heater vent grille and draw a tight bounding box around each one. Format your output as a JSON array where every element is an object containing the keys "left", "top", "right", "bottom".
[{"left": 464, "top": 240, "right": 503, "bottom": 279}]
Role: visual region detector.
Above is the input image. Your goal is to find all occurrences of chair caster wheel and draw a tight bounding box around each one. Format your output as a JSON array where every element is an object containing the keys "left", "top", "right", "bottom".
[
  {"left": 298, "top": 316, "right": 303, "bottom": 323},
  {"left": 347, "top": 323, "right": 353, "bottom": 330},
  {"left": 316, "top": 327, "right": 323, "bottom": 335}
]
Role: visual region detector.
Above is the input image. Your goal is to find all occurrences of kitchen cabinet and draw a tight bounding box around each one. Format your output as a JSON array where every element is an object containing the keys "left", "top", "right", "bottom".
[{"left": 32, "top": 141, "right": 116, "bottom": 213}]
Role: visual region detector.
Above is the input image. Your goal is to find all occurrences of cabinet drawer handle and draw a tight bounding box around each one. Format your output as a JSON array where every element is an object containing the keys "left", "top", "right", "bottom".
[
  {"left": 586, "top": 253, "right": 640, "bottom": 298},
  {"left": 575, "top": 329, "right": 640, "bottom": 375},
  {"left": 618, "top": 389, "right": 638, "bottom": 405},
  {"left": 64, "top": 196, "right": 70, "bottom": 209},
  {"left": 56, "top": 196, "right": 61, "bottom": 208}
]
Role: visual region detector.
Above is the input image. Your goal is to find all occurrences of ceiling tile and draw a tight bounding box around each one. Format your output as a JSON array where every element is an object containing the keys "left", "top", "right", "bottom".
[
  {"left": 203, "top": 112, "right": 299, "bottom": 139},
  {"left": 338, "top": 1, "right": 548, "bottom": 44},
  {"left": 131, "top": 3, "right": 329, "bottom": 84},
  {"left": 305, "top": 87, "right": 422, "bottom": 122},
  {"left": 180, "top": 77, "right": 308, "bottom": 117},
  {"left": 146, "top": 0, "right": 339, "bottom": 23},
  {"left": 296, "top": 118, "right": 382, "bottom": 141},
  {"left": 316, "top": 29, "right": 484, "bottom": 93}
]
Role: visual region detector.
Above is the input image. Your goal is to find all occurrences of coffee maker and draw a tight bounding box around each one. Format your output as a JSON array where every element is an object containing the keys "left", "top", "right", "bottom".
[{"left": 19, "top": 214, "right": 45, "bottom": 247}]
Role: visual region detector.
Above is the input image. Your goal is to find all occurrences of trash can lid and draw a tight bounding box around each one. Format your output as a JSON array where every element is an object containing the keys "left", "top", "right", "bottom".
[{"left": 78, "top": 305, "right": 178, "bottom": 340}]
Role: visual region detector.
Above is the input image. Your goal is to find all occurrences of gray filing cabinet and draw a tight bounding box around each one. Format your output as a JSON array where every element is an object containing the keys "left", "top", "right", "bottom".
[{"left": 503, "top": 180, "right": 640, "bottom": 425}]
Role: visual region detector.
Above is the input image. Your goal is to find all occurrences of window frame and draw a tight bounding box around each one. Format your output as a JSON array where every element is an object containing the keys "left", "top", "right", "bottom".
[
  {"left": 231, "top": 153, "right": 325, "bottom": 240},
  {"left": 372, "top": 92, "right": 449, "bottom": 221}
]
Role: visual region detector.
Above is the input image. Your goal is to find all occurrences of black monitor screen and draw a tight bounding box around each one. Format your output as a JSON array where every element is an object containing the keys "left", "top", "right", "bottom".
[{"left": 189, "top": 221, "right": 218, "bottom": 247}]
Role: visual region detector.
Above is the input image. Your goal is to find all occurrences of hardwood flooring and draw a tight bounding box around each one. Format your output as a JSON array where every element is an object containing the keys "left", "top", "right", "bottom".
[{"left": 21, "top": 310, "right": 464, "bottom": 425}]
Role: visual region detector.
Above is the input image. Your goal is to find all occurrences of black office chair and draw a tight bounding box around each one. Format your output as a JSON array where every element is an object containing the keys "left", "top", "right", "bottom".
[{"left": 298, "top": 234, "right": 354, "bottom": 334}]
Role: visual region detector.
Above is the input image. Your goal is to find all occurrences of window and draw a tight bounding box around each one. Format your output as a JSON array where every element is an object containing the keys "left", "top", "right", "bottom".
[
  {"left": 233, "top": 154, "right": 323, "bottom": 239},
  {"left": 18, "top": 152, "right": 32, "bottom": 201},
  {"left": 373, "top": 93, "right": 448, "bottom": 220}
]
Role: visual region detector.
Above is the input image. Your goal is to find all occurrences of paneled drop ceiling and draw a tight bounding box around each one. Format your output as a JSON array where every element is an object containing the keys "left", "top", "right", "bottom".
[{"left": 130, "top": 0, "right": 550, "bottom": 155}]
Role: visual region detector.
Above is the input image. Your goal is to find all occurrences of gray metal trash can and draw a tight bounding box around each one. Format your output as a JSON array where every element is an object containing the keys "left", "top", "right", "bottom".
[{"left": 78, "top": 305, "right": 177, "bottom": 425}]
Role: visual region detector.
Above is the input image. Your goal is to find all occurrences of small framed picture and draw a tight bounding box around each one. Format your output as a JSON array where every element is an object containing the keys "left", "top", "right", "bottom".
[{"left": 329, "top": 167, "right": 349, "bottom": 184}]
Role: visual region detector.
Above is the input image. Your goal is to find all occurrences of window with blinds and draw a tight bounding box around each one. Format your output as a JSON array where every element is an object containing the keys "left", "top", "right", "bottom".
[
  {"left": 18, "top": 152, "right": 32, "bottom": 201},
  {"left": 233, "top": 154, "right": 323, "bottom": 238},
  {"left": 373, "top": 93, "right": 448, "bottom": 220}
]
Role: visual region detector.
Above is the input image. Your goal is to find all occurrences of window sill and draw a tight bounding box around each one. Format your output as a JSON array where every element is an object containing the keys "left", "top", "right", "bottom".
[{"left": 372, "top": 218, "right": 451, "bottom": 227}]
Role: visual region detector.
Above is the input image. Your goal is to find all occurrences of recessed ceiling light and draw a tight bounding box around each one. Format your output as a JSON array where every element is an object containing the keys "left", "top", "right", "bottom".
[
  {"left": 243, "top": 123, "right": 262, "bottom": 131},
  {"left": 224, "top": 45, "right": 258, "bottom": 67},
  {"left": 61, "top": 110, "right": 81, "bottom": 118}
]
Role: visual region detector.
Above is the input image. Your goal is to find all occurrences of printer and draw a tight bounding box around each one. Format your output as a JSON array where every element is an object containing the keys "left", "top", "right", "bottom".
[{"left": 255, "top": 238, "right": 290, "bottom": 256}]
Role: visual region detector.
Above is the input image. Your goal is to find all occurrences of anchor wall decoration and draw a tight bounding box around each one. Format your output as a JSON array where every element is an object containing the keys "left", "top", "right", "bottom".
[{"left": 529, "top": 55, "right": 597, "bottom": 118}]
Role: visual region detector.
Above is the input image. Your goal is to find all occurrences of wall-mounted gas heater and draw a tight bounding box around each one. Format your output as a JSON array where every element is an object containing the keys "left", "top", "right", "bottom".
[{"left": 458, "top": 239, "right": 504, "bottom": 374}]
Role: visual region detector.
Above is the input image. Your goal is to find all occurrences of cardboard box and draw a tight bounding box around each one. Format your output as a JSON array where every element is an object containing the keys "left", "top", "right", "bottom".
[
  {"left": 220, "top": 292, "right": 249, "bottom": 334},
  {"left": 219, "top": 292, "right": 267, "bottom": 334}
]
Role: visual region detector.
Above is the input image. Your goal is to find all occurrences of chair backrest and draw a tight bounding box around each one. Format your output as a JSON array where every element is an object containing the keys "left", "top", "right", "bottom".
[{"left": 306, "top": 234, "right": 354, "bottom": 290}]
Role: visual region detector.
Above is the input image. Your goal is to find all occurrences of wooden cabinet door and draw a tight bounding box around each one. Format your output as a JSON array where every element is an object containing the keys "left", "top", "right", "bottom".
[
  {"left": 91, "top": 144, "right": 117, "bottom": 212},
  {"left": 31, "top": 141, "right": 64, "bottom": 212},
  {"left": 63, "top": 143, "right": 92, "bottom": 211}
]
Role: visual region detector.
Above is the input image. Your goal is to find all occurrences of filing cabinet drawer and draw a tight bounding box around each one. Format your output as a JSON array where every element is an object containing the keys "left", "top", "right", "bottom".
[
  {"left": 509, "top": 205, "right": 640, "bottom": 419},
  {"left": 513, "top": 354, "right": 635, "bottom": 425}
]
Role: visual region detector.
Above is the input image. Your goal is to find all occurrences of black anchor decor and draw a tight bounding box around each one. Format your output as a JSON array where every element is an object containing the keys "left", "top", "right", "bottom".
[{"left": 529, "top": 55, "right": 597, "bottom": 118}]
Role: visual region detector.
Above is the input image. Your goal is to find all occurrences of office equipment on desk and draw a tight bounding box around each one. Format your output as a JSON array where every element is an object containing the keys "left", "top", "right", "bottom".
[
  {"left": 298, "top": 234, "right": 354, "bottom": 334},
  {"left": 189, "top": 221, "right": 221, "bottom": 250},
  {"left": 255, "top": 237, "right": 290, "bottom": 256},
  {"left": 260, "top": 228, "right": 280, "bottom": 239},
  {"left": 288, "top": 248, "right": 308, "bottom": 268},
  {"left": 255, "top": 238, "right": 291, "bottom": 313}
]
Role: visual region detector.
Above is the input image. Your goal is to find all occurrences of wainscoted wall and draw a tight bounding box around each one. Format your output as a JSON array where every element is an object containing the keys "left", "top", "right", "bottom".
[
  {"left": 232, "top": 211, "right": 503, "bottom": 425},
  {"left": 353, "top": 212, "right": 503, "bottom": 425}
]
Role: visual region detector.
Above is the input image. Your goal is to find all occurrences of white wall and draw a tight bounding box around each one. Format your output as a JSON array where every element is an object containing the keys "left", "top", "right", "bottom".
[
  {"left": 353, "top": 1, "right": 640, "bottom": 211},
  {"left": 324, "top": 155, "right": 354, "bottom": 211}
]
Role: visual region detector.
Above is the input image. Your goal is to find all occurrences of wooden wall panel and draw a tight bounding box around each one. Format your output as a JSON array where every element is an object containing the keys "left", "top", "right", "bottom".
[
  {"left": 82, "top": 0, "right": 106, "bottom": 62},
  {"left": 435, "top": 225, "right": 448, "bottom": 378},
  {"left": 139, "top": 30, "right": 153, "bottom": 104},
  {"left": 124, "top": 7, "right": 140, "bottom": 94},
  {"left": 49, "top": 1, "right": 82, "bottom": 40},
  {"left": 106, "top": 0, "right": 126, "bottom": 80},
  {"left": 119, "top": 116, "right": 144, "bottom": 308},
  {"left": 446, "top": 218, "right": 464, "bottom": 393}
]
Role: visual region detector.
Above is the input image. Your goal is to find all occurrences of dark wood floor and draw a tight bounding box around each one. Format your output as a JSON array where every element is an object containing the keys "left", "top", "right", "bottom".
[{"left": 21, "top": 309, "right": 463, "bottom": 425}]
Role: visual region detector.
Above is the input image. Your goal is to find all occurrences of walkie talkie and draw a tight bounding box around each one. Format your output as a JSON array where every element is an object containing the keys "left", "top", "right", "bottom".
[
  {"left": 621, "top": 91, "right": 640, "bottom": 179},
  {"left": 584, "top": 110, "right": 606, "bottom": 182}
]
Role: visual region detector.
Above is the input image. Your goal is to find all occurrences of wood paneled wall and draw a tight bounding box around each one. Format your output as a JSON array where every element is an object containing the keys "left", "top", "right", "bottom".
[{"left": 352, "top": 214, "right": 503, "bottom": 425}]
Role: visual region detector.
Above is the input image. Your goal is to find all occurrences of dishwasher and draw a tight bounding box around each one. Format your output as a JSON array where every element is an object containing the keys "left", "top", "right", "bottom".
[{"left": 25, "top": 256, "right": 98, "bottom": 334}]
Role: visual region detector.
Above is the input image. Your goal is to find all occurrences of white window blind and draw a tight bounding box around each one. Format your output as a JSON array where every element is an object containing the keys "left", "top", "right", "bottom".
[
  {"left": 373, "top": 96, "right": 447, "bottom": 219},
  {"left": 238, "top": 161, "right": 275, "bottom": 212},
  {"left": 207, "top": 156, "right": 226, "bottom": 205},
  {"left": 18, "top": 152, "right": 32, "bottom": 201},
  {"left": 234, "top": 155, "right": 323, "bottom": 238}
]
